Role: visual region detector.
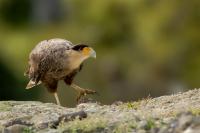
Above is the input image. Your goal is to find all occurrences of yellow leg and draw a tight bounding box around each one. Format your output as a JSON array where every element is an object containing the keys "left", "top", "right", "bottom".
[
  {"left": 54, "top": 92, "right": 61, "bottom": 106},
  {"left": 70, "top": 83, "right": 96, "bottom": 102},
  {"left": 71, "top": 83, "right": 85, "bottom": 92}
]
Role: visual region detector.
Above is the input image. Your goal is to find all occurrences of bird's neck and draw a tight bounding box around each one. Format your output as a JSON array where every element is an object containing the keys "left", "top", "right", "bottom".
[{"left": 68, "top": 56, "right": 87, "bottom": 70}]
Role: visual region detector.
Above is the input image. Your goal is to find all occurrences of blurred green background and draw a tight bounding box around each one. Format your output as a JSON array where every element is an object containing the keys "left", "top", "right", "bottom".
[{"left": 0, "top": 0, "right": 199, "bottom": 107}]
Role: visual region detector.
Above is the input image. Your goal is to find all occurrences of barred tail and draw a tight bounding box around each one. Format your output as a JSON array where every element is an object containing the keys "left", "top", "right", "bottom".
[{"left": 26, "top": 79, "right": 42, "bottom": 89}]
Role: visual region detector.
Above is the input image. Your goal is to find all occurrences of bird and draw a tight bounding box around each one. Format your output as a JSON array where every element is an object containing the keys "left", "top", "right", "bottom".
[{"left": 24, "top": 38, "right": 96, "bottom": 105}]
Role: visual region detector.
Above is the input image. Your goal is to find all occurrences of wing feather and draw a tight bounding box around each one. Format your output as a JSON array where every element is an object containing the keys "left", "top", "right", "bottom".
[{"left": 25, "top": 38, "right": 73, "bottom": 89}]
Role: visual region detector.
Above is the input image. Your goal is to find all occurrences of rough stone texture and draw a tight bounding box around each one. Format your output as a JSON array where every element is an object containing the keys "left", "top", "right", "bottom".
[{"left": 1, "top": 89, "right": 200, "bottom": 133}]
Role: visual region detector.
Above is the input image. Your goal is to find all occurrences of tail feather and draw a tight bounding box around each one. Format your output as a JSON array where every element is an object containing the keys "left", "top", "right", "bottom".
[{"left": 26, "top": 80, "right": 42, "bottom": 89}]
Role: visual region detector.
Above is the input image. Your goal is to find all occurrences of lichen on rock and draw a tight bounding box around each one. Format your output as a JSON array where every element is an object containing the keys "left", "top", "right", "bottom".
[{"left": 0, "top": 89, "right": 200, "bottom": 132}]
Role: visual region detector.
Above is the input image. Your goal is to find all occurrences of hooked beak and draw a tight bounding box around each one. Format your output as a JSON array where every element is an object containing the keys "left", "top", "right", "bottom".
[{"left": 90, "top": 48, "right": 96, "bottom": 59}]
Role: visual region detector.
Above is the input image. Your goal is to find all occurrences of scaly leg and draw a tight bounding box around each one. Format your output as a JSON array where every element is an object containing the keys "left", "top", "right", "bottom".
[
  {"left": 70, "top": 83, "right": 96, "bottom": 102},
  {"left": 54, "top": 92, "right": 61, "bottom": 106}
]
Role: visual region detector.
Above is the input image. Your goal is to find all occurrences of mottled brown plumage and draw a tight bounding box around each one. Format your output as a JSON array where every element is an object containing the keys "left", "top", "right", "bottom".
[{"left": 25, "top": 38, "right": 96, "bottom": 105}]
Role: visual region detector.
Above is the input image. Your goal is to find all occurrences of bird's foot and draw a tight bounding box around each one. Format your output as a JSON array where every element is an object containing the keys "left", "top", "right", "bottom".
[{"left": 76, "top": 89, "right": 96, "bottom": 102}]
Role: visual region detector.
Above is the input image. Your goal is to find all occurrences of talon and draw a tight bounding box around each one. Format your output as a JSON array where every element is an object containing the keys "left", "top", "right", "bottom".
[
  {"left": 71, "top": 84, "right": 97, "bottom": 103},
  {"left": 76, "top": 89, "right": 96, "bottom": 102},
  {"left": 76, "top": 92, "right": 84, "bottom": 102}
]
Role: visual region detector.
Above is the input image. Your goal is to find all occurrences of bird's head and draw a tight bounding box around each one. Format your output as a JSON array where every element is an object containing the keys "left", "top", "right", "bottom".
[
  {"left": 64, "top": 44, "right": 96, "bottom": 70},
  {"left": 72, "top": 44, "right": 96, "bottom": 59}
]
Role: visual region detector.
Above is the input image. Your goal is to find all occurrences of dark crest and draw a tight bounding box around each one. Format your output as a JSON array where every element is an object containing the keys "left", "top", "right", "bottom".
[{"left": 72, "top": 44, "right": 89, "bottom": 51}]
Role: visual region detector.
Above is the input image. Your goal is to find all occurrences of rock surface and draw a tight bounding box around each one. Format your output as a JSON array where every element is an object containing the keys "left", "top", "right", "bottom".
[{"left": 1, "top": 89, "right": 200, "bottom": 133}]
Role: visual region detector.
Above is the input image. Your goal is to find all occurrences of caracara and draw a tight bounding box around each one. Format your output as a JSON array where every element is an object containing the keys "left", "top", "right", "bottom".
[{"left": 24, "top": 38, "right": 96, "bottom": 105}]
